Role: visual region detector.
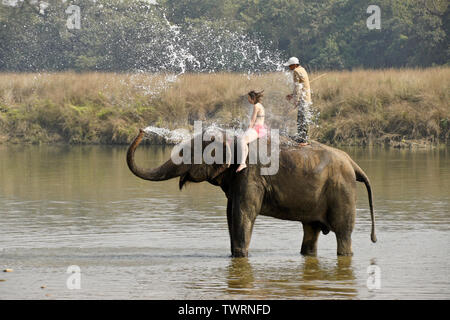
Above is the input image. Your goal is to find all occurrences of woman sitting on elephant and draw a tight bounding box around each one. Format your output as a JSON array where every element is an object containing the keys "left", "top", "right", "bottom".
[{"left": 236, "top": 90, "right": 267, "bottom": 173}]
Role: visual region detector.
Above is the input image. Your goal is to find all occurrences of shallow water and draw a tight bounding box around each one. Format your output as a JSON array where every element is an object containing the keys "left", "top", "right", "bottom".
[{"left": 0, "top": 145, "right": 449, "bottom": 299}]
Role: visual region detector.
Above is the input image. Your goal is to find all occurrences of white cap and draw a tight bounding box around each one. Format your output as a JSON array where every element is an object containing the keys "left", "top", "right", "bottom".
[{"left": 283, "top": 57, "right": 299, "bottom": 66}]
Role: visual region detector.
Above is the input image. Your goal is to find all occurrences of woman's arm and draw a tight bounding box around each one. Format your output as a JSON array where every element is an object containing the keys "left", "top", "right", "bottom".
[{"left": 248, "top": 104, "right": 258, "bottom": 129}]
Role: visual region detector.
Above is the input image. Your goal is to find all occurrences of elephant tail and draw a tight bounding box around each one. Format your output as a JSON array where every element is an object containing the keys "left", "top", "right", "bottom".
[{"left": 351, "top": 160, "right": 377, "bottom": 243}]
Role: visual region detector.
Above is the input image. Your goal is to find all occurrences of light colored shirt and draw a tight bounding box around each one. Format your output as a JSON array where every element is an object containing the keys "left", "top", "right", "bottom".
[{"left": 292, "top": 66, "right": 311, "bottom": 104}]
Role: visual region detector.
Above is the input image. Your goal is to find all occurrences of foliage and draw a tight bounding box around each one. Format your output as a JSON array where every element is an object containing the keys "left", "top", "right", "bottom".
[
  {"left": 0, "top": 0, "right": 448, "bottom": 71},
  {"left": 163, "top": 0, "right": 449, "bottom": 69}
]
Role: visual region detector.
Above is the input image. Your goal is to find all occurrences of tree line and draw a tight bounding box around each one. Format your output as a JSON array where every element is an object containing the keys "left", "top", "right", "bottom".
[{"left": 0, "top": 0, "right": 448, "bottom": 72}]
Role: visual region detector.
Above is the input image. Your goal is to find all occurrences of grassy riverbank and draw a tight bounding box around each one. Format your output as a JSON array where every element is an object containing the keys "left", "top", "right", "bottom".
[{"left": 0, "top": 68, "right": 448, "bottom": 146}]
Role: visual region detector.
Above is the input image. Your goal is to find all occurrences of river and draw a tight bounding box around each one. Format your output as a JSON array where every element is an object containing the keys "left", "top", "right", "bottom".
[{"left": 0, "top": 145, "right": 449, "bottom": 299}]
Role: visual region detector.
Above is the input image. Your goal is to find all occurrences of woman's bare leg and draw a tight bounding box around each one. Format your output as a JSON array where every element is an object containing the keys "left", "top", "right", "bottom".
[{"left": 237, "top": 128, "right": 258, "bottom": 172}]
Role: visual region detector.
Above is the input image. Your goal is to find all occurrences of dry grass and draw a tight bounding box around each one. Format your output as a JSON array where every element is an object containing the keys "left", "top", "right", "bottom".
[{"left": 0, "top": 68, "right": 449, "bottom": 145}]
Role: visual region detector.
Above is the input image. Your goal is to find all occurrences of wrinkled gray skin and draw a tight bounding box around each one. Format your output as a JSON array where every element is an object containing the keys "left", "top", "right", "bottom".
[{"left": 127, "top": 129, "right": 376, "bottom": 257}]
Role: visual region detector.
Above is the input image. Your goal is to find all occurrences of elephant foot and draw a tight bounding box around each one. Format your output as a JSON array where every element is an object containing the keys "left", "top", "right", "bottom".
[
  {"left": 300, "top": 239, "right": 318, "bottom": 256},
  {"left": 300, "top": 250, "right": 317, "bottom": 256},
  {"left": 336, "top": 234, "right": 353, "bottom": 256},
  {"left": 232, "top": 248, "right": 248, "bottom": 258},
  {"left": 337, "top": 251, "right": 353, "bottom": 256},
  {"left": 301, "top": 223, "right": 320, "bottom": 256},
  {"left": 300, "top": 245, "right": 317, "bottom": 256}
]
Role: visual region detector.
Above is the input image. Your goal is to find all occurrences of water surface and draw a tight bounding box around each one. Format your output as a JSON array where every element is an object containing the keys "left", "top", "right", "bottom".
[{"left": 0, "top": 145, "right": 449, "bottom": 299}]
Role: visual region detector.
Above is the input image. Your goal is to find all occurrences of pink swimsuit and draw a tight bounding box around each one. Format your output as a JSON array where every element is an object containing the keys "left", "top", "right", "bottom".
[{"left": 253, "top": 124, "right": 267, "bottom": 138}]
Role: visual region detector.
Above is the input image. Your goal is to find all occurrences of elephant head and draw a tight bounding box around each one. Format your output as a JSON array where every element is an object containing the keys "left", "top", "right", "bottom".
[{"left": 127, "top": 129, "right": 233, "bottom": 189}]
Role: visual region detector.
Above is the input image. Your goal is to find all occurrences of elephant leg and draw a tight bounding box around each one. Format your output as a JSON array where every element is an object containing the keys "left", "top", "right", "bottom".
[
  {"left": 336, "top": 232, "right": 353, "bottom": 256},
  {"left": 332, "top": 209, "right": 355, "bottom": 256},
  {"left": 328, "top": 191, "right": 356, "bottom": 256},
  {"left": 231, "top": 213, "right": 255, "bottom": 258},
  {"left": 230, "top": 184, "right": 263, "bottom": 258},
  {"left": 226, "top": 198, "right": 234, "bottom": 255},
  {"left": 300, "top": 222, "right": 321, "bottom": 256}
]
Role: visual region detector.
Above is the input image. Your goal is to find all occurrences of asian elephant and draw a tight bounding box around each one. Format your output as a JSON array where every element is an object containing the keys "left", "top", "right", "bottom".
[{"left": 126, "top": 129, "right": 376, "bottom": 257}]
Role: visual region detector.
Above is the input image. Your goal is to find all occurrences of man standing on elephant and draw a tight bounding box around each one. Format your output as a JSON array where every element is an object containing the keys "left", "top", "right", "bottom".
[{"left": 284, "top": 57, "right": 312, "bottom": 146}]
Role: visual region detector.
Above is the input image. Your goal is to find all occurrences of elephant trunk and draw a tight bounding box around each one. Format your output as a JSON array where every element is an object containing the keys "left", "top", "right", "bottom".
[{"left": 127, "top": 129, "right": 186, "bottom": 181}]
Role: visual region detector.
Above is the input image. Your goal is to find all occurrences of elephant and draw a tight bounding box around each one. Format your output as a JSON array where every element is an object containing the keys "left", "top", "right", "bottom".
[{"left": 127, "top": 128, "right": 376, "bottom": 257}]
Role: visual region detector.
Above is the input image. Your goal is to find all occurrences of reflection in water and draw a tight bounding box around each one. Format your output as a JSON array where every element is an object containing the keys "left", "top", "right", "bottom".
[
  {"left": 299, "top": 257, "right": 356, "bottom": 298},
  {"left": 0, "top": 145, "right": 449, "bottom": 299},
  {"left": 227, "top": 258, "right": 255, "bottom": 292},
  {"left": 302, "top": 256, "right": 354, "bottom": 282},
  {"left": 225, "top": 256, "right": 356, "bottom": 299}
]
